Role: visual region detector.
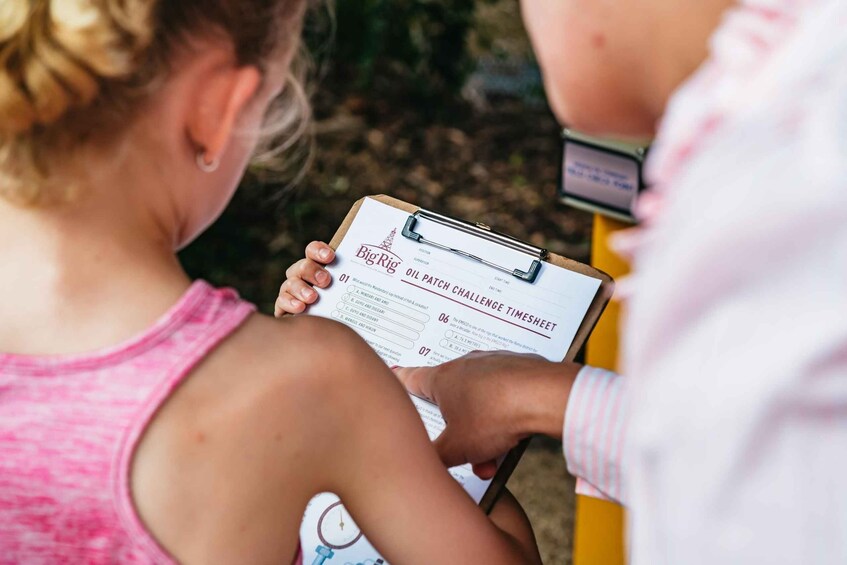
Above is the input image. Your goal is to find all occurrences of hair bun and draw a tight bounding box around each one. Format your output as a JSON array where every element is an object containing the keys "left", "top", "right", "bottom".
[{"left": 0, "top": 0, "right": 154, "bottom": 135}]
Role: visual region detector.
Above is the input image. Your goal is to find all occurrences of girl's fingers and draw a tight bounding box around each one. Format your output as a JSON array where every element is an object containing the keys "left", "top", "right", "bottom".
[
  {"left": 285, "top": 258, "right": 332, "bottom": 288},
  {"left": 285, "top": 258, "right": 308, "bottom": 280},
  {"left": 305, "top": 241, "right": 335, "bottom": 265},
  {"left": 275, "top": 292, "right": 306, "bottom": 317},
  {"left": 312, "top": 266, "right": 331, "bottom": 288},
  {"left": 277, "top": 243, "right": 334, "bottom": 318},
  {"left": 286, "top": 278, "right": 318, "bottom": 304}
]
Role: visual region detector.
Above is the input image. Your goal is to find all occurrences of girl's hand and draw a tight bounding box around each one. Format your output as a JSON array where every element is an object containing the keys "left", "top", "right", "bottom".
[{"left": 275, "top": 241, "right": 335, "bottom": 317}]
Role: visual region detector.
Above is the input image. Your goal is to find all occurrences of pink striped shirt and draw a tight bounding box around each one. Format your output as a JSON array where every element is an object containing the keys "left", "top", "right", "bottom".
[
  {"left": 0, "top": 281, "right": 259, "bottom": 563},
  {"left": 563, "top": 0, "right": 847, "bottom": 562},
  {"left": 562, "top": 0, "right": 823, "bottom": 506},
  {"left": 563, "top": 367, "right": 627, "bottom": 502}
]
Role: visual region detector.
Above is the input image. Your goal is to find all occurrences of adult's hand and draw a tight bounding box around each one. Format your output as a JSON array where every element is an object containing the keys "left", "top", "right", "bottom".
[{"left": 395, "top": 351, "right": 581, "bottom": 479}]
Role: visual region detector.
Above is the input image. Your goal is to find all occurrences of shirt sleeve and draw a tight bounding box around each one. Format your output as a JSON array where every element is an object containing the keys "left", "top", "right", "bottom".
[{"left": 563, "top": 365, "right": 628, "bottom": 505}]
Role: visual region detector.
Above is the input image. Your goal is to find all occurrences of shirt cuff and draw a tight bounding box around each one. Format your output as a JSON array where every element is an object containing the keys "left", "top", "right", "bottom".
[{"left": 563, "top": 365, "right": 627, "bottom": 504}]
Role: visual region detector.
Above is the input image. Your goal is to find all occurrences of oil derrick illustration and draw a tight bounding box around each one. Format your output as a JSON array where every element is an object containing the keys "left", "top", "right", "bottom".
[{"left": 378, "top": 229, "right": 397, "bottom": 251}]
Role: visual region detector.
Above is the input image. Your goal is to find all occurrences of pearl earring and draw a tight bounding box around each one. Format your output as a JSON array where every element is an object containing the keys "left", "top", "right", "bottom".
[{"left": 196, "top": 151, "right": 220, "bottom": 173}]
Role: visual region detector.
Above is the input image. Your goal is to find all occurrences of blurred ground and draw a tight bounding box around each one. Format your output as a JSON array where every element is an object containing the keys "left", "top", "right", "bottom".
[
  {"left": 180, "top": 2, "right": 591, "bottom": 562},
  {"left": 510, "top": 437, "right": 577, "bottom": 564}
]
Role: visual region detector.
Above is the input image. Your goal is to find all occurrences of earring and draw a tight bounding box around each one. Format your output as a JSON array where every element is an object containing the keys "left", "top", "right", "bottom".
[{"left": 196, "top": 151, "right": 220, "bottom": 173}]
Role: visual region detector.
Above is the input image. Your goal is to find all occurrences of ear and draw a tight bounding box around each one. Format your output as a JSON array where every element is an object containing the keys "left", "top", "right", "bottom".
[{"left": 186, "top": 63, "right": 262, "bottom": 165}]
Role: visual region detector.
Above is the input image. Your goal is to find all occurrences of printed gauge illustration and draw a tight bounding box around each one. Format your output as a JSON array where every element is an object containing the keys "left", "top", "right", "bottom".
[{"left": 318, "top": 501, "right": 363, "bottom": 550}]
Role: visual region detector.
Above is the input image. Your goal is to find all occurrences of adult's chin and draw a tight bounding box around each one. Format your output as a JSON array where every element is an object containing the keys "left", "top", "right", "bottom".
[{"left": 549, "top": 88, "right": 657, "bottom": 140}]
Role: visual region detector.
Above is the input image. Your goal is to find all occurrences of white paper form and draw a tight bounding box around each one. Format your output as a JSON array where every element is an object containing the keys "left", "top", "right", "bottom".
[{"left": 300, "top": 198, "right": 601, "bottom": 565}]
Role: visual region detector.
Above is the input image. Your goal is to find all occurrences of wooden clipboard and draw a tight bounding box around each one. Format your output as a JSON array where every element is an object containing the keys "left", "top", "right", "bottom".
[{"left": 329, "top": 195, "right": 614, "bottom": 512}]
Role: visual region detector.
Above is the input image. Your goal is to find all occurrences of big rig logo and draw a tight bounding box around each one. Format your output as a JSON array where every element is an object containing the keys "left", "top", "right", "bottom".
[{"left": 355, "top": 228, "right": 403, "bottom": 274}]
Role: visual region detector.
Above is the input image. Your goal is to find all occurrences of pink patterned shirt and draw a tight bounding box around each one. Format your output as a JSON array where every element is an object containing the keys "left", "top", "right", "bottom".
[
  {"left": 564, "top": 0, "right": 847, "bottom": 562},
  {"left": 0, "top": 281, "right": 257, "bottom": 563}
]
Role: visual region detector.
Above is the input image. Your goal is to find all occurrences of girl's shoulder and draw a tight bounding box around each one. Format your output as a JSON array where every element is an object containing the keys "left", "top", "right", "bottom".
[
  {"left": 237, "top": 313, "right": 372, "bottom": 373},
  {"left": 132, "top": 313, "right": 385, "bottom": 562},
  {"left": 225, "top": 313, "right": 386, "bottom": 399},
  {"left": 140, "top": 311, "right": 378, "bottom": 473}
]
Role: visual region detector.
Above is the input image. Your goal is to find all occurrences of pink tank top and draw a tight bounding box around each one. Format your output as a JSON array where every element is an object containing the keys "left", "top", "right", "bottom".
[{"left": 0, "top": 281, "right": 302, "bottom": 564}]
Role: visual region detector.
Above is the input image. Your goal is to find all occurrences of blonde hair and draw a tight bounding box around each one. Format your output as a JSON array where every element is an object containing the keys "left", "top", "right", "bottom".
[{"left": 0, "top": 0, "right": 309, "bottom": 205}]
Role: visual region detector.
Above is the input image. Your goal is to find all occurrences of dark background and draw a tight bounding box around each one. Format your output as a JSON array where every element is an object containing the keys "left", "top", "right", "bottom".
[{"left": 180, "top": 2, "right": 591, "bottom": 561}]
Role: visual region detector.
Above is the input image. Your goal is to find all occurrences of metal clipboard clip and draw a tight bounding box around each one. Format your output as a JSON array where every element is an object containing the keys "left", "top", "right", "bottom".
[{"left": 402, "top": 209, "right": 548, "bottom": 283}]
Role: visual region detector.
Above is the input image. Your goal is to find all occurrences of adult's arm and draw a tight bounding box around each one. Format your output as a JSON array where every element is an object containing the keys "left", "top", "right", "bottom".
[
  {"left": 396, "top": 353, "right": 629, "bottom": 505},
  {"left": 275, "top": 246, "right": 631, "bottom": 503},
  {"left": 563, "top": 366, "right": 628, "bottom": 504}
]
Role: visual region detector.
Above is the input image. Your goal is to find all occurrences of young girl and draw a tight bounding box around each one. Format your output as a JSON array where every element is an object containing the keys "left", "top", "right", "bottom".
[{"left": 0, "top": 1, "right": 541, "bottom": 563}]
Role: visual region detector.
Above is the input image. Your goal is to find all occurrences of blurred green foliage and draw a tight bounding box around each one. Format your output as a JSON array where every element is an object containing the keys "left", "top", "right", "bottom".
[{"left": 325, "top": 0, "right": 478, "bottom": 110}]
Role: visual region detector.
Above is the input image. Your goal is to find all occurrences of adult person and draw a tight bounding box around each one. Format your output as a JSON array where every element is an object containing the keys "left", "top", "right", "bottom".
[{"left": 279, "top": 0, "right": 847, "bottom": 562}]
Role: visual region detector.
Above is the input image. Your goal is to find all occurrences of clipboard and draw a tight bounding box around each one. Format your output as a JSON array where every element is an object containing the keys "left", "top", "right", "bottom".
[{"left": 329, "top": 195, "right": 614, "bottom": 512}]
